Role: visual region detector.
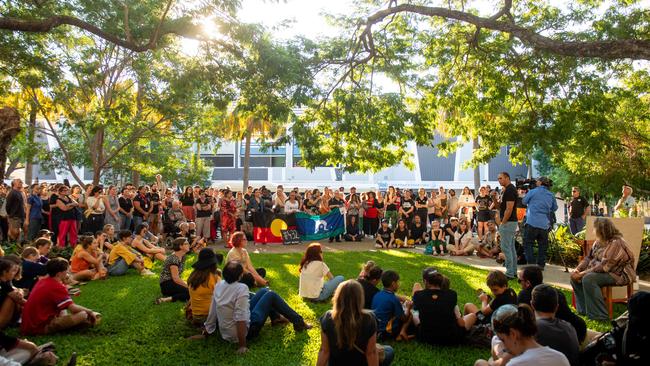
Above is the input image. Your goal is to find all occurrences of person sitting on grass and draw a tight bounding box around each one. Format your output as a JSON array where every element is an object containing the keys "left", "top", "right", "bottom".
[
  {"left": 107, "top": 230, "right": 154, "bottom": 276},
  {"left": 516, "top": 266, "right": 586, "bottom": 344},
  {"left": 13, "top": 247, "right": 46, "bottom": 293},
  {"left": 102, "top": 224, "right": 117, "bottom": 243},
  {"left": 0, "top": 259, "right": 26, "bottom": 329},
  {"left": 155, "top": 238, "right": 191, "bottom": 305},
  {"left": 358, "top": 262, "right": 383, "bottom": 310},
  {"left": 21, "top": 258, "right": 100, "bottom": 336},
  {"left": 409, "top": 215, "right": 427, "bottom": 246},
  {"left": 317, "top": 280, "right": 394, "bottom": 366},
  {"left": 225, "top": 232, "right": 267, "bottom": 288},
  {"left": 174, "top": 222, "right": 205, "bottom": 253},
  {"left": 132, "top": 224, "right": 166, "bottom": 268},
  {"left": 371, "top": 270, "right": 413, "bottom": 341},
  {"left": 0, "top": 330, "right": 58, "bottom": 365},
  {"left": 187, "top": 248, "right": 222, "bottom": 327},
  {"left": 375, "top": 220, "right": 394, "bottom": 249},
  {"left": 448, "top": 218, "right": 477, "bottom": 256},
  {"left": 343, "top": 215, "right": 362, "bottom": 242},
  {"left": 393, "top": 219, "right": 413, "bottom": 248},
  {"left": 463, "top": 270, "right": 517, "bottom": 331},
  {"left": 425, "top": 220, "right": 446, "bottom": 256},
  {"left": 33, "top": 238, "right": 52, "bottom": 264},
  {"left": 298, "top": 243, "right": 345, "bottom": 303},
  {"left": 203, "top": 261, "right": 312, "bottom": 354},
  {"left": 476, "top": 220, "right": 500, "bottom": 259},
  {"left": 95, "top": 229, "right": 113, "bottom": 255},
  {"left": 411, "top": 268, "right": 466, "bottom": 346},
  {"left": 474, "top": 305, "right": 570, "bottom": 366},
  {"left": 69, "top": 236, "right": 107, "bottom": 282},
  {"left": 531, "top": 284, "right": 579, "bottom": 366}
]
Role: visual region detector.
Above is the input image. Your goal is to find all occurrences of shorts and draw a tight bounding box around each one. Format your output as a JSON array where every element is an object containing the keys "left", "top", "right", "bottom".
[
  {"left": 477, "top": 210, "right": 491, "bottom": 222},
  {"left": 8, "top": 217, "right": 24, "bottom": 229}
]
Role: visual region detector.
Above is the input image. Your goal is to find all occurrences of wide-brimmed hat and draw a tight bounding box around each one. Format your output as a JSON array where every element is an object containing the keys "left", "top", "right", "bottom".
[{"left": 192, "top": 248, "right": 223, "bottom": 270}]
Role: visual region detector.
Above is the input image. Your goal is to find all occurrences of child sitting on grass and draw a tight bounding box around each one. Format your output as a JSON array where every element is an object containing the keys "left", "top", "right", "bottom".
[
  {"left": 13, "top": 247, "right": 46, "bottom": 293},
  {"left": 371, "top": 270, "right": 413, "bottom": 341},
  {"left": 425, "top": 221, "right": 446, "bottom": 256},
  {"left": 33, "top": 238, "right": 52, "bottom": 264},
  {"left": 70, "top": 236, "right": 107, "bottom": 282},
  {"left": 462, "top": 270, "right": 517, "bottom": 330},
  {"left": 107, "top": 230, "right": 154, "bottom": 276}
]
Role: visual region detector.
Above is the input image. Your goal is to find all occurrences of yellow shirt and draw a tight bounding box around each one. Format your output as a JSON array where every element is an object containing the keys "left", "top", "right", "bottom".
[
  {"left": 108, "top": 241, "right": 138, "bottom": 266},
  {"left": 189, "top": 273, "right": 220, "bottom": 317}
]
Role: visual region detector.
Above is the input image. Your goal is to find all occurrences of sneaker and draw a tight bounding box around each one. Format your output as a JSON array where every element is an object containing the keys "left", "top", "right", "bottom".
[{"left": 141, "top": 269, "right": 155, "bottom": 276}]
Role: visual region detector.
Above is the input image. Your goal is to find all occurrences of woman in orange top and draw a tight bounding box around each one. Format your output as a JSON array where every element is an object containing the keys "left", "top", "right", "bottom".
[
  {"left": 187, "top": 248, "right": 222, "bottom": 326},
  {"left": 70, "top": 236, "right": 107, "bottom": 281}
]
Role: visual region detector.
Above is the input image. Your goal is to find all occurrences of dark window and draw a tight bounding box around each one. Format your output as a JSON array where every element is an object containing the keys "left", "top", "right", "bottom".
[
  {"left": 202, "top": 155, "right": 234, "bottom": 167},
  {"left": 271, "top": 156, "right": 285, "bottom": 167}
]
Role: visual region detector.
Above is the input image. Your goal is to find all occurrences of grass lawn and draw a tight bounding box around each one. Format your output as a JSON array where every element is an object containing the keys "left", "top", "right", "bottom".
[{"left": 18, "top": 249, "right": 617, "bottom": 365}]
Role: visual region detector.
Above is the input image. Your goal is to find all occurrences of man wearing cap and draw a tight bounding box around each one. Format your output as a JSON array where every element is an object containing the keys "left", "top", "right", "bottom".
[{"left": 522, "top": 177, "right": 558, "bottom": 269}]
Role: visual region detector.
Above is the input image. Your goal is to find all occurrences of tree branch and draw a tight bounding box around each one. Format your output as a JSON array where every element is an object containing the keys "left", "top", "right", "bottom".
[
  {"left": 360, "top": 2, "right": 650, "bottom": 60},
  {"left": 0, "top": 0, "right": 175, "bottom": 53}
]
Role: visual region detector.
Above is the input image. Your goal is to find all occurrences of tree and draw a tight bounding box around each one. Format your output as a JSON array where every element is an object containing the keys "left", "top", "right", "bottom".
[{"left": 0, "top": 107, "right": 20, "bottom": 179}]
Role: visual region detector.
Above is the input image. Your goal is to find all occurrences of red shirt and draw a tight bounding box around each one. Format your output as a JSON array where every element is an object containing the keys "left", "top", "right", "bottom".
[
  {"left": 364, "top": 199, "right": 379, "bottom": 218},
  {"left": 21, "top": 277, "right": 73, "bottom": 335}
]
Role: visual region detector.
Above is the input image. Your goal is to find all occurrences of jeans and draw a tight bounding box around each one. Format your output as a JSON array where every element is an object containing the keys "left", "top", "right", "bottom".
[
  {"left": 248, "top": 288, "right": 304, "bottom": 338},
  {"left": 27, "top": 217, "right": 43, "bottom": 241},
  {"left": 381, "top": 345, "right": 395, "bottom": 366},
  {"left": 569, "top": 217, "right": 585, "bottom": 235},
  {"left": 498, "top": 221, "right": 518, "bottom": 278},
  {"left": 132, "top": 215, "right": 144, "bottom": 230},
  {"left": 316, "top": 275, "right": 345, "bottom": 302},
  {"left": 119, "top": 213, "right": 132, "bottom": 232},
  {"left": 523, "top": 224, "right": 549, "bottom": 268},
  {"left": 108, "top": 258, "right": 129, "bottom": 276},
  {"left": 571, "top": 272, "right": 616, "bottom": 321}
]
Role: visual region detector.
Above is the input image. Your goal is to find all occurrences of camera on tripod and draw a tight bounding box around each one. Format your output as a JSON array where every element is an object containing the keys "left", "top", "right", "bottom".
[{"left": 515, "top": 177, "right": 553, "bottom": 192}]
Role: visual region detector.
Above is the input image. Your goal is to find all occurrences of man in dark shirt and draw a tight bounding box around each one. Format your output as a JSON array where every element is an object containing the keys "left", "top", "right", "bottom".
[
  {"left": 409, "top": 216, "right": 427, "bottom": 245},
  {"left": 132, "top": 186, "right": 150, "bottom": 229},
  {"left": 357, "top": 266, "right": 383, "bottom": 309},
  {"left": 5, "top": 179, "right": 26, "bottom": 241},
  {"left": 496, "top": 172, "right": 518, "bottom": 279},
  {"left": 443, "top": 217, "right": 459, "bottom": 245},
  {"left": 532, "top": 284, "right": 580, "bottom": 366},
  {"left": 568, "top": 187, "right": 590, "bottom": 235},
  {"left": 517, "top": 265, "right": 586, "bottom": 343}
]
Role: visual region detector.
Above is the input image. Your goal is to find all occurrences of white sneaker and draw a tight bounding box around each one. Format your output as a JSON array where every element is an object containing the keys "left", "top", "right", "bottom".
[{"left": 141, "top": 269, "right": 155, "bottom": 276}]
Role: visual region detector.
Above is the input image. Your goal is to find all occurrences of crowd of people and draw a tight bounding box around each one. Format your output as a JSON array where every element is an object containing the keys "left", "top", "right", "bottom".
[{"left": 0, "top": 174, "right": 641, "bottom": 365}]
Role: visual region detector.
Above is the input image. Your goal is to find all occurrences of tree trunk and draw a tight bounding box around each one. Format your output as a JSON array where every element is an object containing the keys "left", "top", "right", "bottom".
[
  {"left": 132, "top": 170, "right": 140, "bottom": 187},
  {"left": 242, "top": 130, "right": 252, "bottom": 191},
  {"left": 527, "top": 157, "right": 533, "bottom": 179},
  {"left": 24, "top": 102, "right": 37, "bottom": 185},
  {"left": 472, "top": 138, "right": 481, "bottom": 193},
  {"left": 0, "top": 107, "right": 21, "bottom": 180}
]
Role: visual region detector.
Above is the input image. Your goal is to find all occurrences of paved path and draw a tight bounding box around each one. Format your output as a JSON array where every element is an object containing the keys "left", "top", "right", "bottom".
[{"left": 236, "top": 239, "right": 650, "bottom": 292}]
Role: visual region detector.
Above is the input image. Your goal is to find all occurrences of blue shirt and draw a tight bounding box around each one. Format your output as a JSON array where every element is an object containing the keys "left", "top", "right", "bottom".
[
  {"left": 522, "top": 186, "right": 558, "bottom": 230},
  {"left": 27, "top": 195, "right": 43, "bottom": 220},
  {"left": 371, "top": 289, "right": 404, "bottom": 333}
]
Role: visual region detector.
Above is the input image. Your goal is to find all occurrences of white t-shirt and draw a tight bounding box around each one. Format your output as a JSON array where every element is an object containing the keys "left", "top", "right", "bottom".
[
  {"left": 284, "top": 200, "right": 300, "bottom": 214},
  {"left": 86, "top": 196, "right": 105, "bottom": 214},
  {"left": 299, "top": 261, "right": 330, "bottom": 299},
  {"left": 508, "top": 346, "right": 570, "bottom": 366}
]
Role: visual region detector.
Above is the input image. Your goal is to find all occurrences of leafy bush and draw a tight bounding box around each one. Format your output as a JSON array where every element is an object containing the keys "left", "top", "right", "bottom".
[
  {"left": 548, "top": 224, "right": 582, "bottom": 267},
  {"left": 637, "top": 229, "right": 650, "bottom": 275}
]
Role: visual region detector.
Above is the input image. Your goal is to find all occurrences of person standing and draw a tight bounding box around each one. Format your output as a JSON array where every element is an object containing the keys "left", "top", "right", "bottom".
[
  {"left": 5, "top": 179, "right": 25, "bottom": 241},
  {"left": 522, "top": 177, "right": 557, "bottom": 269},
  {"left": 25, "top": 184, "right": 44, "bottom": 241},
  {"left": 447, "top": 189, "right": 459, "bottom": 219},
  {"left": 496, "top": 172, "right": 518, "bottom": 280},
  {"left": 132, "top": 186, "right": 151, "bottom": 229},
  {"left": 613, "top": 185, "right": 635, "bottom": 217},
  {"left": 104, "top": 186, "right": 121, "bottom": 230},
  {"left": 568, "top": 187, "right": 590, "bottom": 235}
]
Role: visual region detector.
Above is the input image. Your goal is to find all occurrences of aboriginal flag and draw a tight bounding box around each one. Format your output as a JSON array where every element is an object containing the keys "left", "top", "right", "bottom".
[{"left": 252, "top": 211, "right": 297, "bottom": 244}]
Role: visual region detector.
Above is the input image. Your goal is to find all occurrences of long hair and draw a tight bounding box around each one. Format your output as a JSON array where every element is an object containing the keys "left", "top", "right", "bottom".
[
  {"left": 331, "top": 280, "right": 367, "bottom": 350},
  {"left": 187, "top": 265, "right": 219, "bottom": 291},
  {"left": 299, "top": 243, "right": 323, "bottom": 272},
  {"left": 594, "top": 217, "right": 623, "bottom": 242}
]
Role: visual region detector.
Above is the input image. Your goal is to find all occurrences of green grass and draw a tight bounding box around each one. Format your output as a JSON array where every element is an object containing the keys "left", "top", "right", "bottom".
[{"left": 16, "top": 250, "right": 618, "bottom": 365}]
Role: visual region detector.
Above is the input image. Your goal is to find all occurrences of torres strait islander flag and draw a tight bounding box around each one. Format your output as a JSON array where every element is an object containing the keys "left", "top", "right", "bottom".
[
  {"left": 295, "top": 208, "right": 345, "bottom": 241},
  {"left": 252, "top": 211, "right": 297, "bottom": 244}
]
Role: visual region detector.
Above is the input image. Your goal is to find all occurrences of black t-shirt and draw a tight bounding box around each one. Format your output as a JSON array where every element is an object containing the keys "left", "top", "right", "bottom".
[
  {"left": 195, "top": 197, "right": 212, "bottom": 218},
  {"left": 569, "top": 196, "right": 589, "bottom": 218},
  {"left": 132, "top": 194, "right": 150, "bottom": 217},
  {"left": 415, "top": 196, "right": 428, "bottom": 213},
  {"left": 329, "top": 197, "right": 345, "bottom": 209},
  {"left": 358, "top": 278, "right": 379, "bottom": 309},
  {"left": 443, "top": 224, "right": 458, "bottom": 244},
  {"left": 6, "top": 189, "right": 25, "bottom": 218},
  {"left": 376, "top": 227, "right": 392, "bottom": 242},
  {"left": 346, "top": 223, "right": 359, "bottom": 236},
  {"left": 320, "top": 311, "right": 377, "bottom": 366},
  {"left": 386, "top": 195, "right": 397, "bottom": 211},
  {"left": 499, "top": 184, "right": 518, "bottom": 222},
  {"left": 410, "top": 223, "right": 426, "bottom": 240},
  {"left": 487, "top": 288, "right": 518, "bottom": 322},
  {"left": 413, "top": 288, "right": 465, "bottom": 345},
  {"left": 149, "top": 192, "right": 161, "bottom": 214},
  {"left": 476, "top": 195, "right": 492, "bottom": 211},
  {"left": 14, "top": 260, "right": 47, "bottom": 290},
  {"left": 56, "top": 196, "right": 75, "bottom": 220},
  {"left": 119, "top": 196, "right": 133, "bottom": 213},
  {"left": 180, "top": 194, "right": 195, "bottom": 206},
  {"left": 394, "top": 227, "right": 409, "bottom": 241},
  {"left": 0, "top": 281, "right": 14, "bottom": 304},
  {"left": 401, "top": 199, "right": 414, "bottom": 215},
  {"left": 517, "top": 286, "right": 585, "bottom": 342}
]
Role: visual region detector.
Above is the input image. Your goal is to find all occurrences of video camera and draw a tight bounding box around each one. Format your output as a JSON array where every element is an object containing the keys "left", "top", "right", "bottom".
[{"left": 515, "top": 177, "right": 552, "bottom": 191}]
